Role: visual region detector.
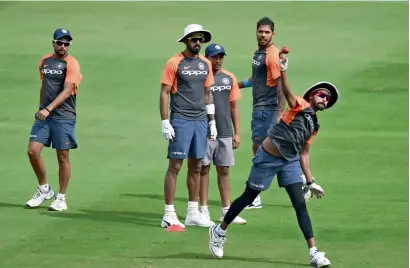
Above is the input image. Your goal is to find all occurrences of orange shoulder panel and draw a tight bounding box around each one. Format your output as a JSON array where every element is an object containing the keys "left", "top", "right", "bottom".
[
  {"left": 161, "top": 53, "right": 184, "bottom": 94},
  {"left": 221, "top": 68, "right": 241, "bottom": 102}
]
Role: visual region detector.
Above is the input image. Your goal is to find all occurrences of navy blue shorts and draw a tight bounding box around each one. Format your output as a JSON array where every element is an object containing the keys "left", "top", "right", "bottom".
[
  {"left": 167, "top": 117, "right": 207, "bottom": 159},
  {"left": 29, "top": 119, "right": 77, "bottom": 150},
  {"left": 247, "top": 145, "right": 303, "bottom": 190},
  {"left": 251, "top": 110, "right": 277, "bottom": 145}
]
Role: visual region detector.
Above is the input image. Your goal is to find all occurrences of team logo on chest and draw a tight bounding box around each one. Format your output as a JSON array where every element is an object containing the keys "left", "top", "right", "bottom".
[
  {"left": 211, "top": 77, "right": 231, "bottom": 92},
  {"left": 198, "top": 62, "right": 205, "bottom": 70}
]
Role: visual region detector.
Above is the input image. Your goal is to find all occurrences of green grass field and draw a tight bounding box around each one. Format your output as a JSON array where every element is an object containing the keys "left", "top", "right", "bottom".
[{"left": 0, "top": 1, "right": 408, "bottom": 267}]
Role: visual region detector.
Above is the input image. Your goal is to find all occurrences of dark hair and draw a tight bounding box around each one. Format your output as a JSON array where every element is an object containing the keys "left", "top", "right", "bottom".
[{"left": 257, "top": 17, "right": 274, "bottom": 32}]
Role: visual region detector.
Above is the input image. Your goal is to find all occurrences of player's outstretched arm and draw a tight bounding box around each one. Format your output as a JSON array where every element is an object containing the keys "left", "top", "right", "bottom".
[
  {"left": 275, "top": 78, "right": 285, "bottom": 122},
  {"left": 279, "top": 57, "right": 298, "bottom": 109},
  {"left": 238, "top": 76, "right": 252, "bottom": 89}
]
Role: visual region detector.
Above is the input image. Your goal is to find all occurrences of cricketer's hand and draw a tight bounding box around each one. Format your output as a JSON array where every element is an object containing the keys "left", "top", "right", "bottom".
[{"left": 161, "top": 119, "right": 175, "bottom": 141}]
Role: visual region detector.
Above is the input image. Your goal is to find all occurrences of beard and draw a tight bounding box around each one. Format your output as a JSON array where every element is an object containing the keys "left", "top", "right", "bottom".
[
  {"left": 316, "top": 103, "right": 326, "bottom": 111},
  {"left": 188, "top": 44, "right": 201, "bottom": 54}
]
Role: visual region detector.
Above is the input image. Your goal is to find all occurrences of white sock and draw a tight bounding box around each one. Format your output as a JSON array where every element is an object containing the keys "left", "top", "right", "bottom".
[
  {"left": 188, "top": 201, "right": 198, "bottom": 212},
  {"left": 39, "top": 184, "right": 49, "bottom": 193},
  {"left": 222, "top": 207, "right": 229, "bottom": 214},
  {"left": 215, "top": 224, "right": 226, "bottom": 236},
  {"left": 309, "top": 247, "right": 318, "bottom": 254},
  {"left": 201, "top": 205, "right": 209, "bottom": 212},
  {"left": 165, "top": 204, "right": 175, "bottom": 214},
  {"left": 57, "top": 193, "right": 65, "bottom": 199}
]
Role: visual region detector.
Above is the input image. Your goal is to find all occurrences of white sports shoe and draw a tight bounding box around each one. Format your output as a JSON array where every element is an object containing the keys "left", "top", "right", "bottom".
[
  {"left": 245, "top": 194, "right": 262, "bottom": 209},
  {"left": 161, "top": 213, "right": 186, "bottom": 229},
  {"left": 209, "top": 225, "right": 227, "bottom": 259},
  {"left": 220, "top": 210, "right": 247, "bottom": 224},
  {"left": 310, "top": 249, "right": 331, "bottom": 267},
  {"left": 48, "top": 195, "right": 67, "bottom": 211},
  {"left": 185, "top": 210, "right": 215, "bottom": 227},
  {"left": 26, "top": 186, "right": 55, "bottom": 208}
]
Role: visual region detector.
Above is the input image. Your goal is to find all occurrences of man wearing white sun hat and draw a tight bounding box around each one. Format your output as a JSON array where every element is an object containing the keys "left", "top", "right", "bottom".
[{"left": 159, "top": 24, "right": 217, "bottom": 229}]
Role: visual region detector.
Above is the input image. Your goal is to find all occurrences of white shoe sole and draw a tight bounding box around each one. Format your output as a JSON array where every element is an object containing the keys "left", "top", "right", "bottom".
[
  {"left": 185, "top": 221, "right": 215, "bottom": 227},
  {"left": 25, "top": 191, "right": 55, "bottom": 208},
  {"left": 209, "top": 226, "right": 223, "bottom": 259},
  {"left": 48, "top": 206, "right": 67, "bottom": 211},
  {"left": 244, "top": 204, "right": 262, "bottom": 210},
  {"left": 219, "top": 217, "right": 247, "bottom": 224}
]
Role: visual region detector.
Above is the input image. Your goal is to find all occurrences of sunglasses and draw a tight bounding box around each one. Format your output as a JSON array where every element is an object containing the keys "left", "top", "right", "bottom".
[
  {"left": 187, "top": 37, "right": 205, "bottom": 43},
  {"left": 54, "top": 40, "right": 71, "bottom": 47},
  {"left": 316, "top": 92, "right": 330, "bottom": 101}
]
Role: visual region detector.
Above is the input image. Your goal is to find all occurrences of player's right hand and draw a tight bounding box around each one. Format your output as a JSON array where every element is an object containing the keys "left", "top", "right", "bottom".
[{"left": 161, "top": 119, "right": 175, "bottom": 141}]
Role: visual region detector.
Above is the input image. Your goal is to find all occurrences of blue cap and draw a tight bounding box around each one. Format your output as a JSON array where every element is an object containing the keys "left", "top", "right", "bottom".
[
  {"left": 205, "top": 43, "right": 226, "bottom": 57},
  {"left": 53, "top": 28, "right": 72, "bottom": 41}
]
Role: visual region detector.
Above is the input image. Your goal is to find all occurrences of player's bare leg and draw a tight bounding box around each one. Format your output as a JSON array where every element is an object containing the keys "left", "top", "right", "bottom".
[
  {"left": 26, "top": 141, "right": 55, "bottom": 208},
  {"left": 164, "top": 159, "right": 182, "bottom": 204},
  {"left": 27, "top": 142, "right": 47, "bottom": 185},
  {"left": 49, "top": 149, "right": 71, "bottom": 211},
  {"left": 217, "top": 166, "right": 246, "bottom": 224},
  {"left": 56, "top": 150, "right": 71, "bottom": 194},
  {"left": 199, "top": 164, "right": 213, "bottom": 223},
  {"left": 185, "top": 158, "right": 214, "bottom": 227},
  {"left": 199, "top": 164, "right": 211, "bottom": 207},
  {"left": 161, "top": 158, "right": 185, "bottom": 228}
]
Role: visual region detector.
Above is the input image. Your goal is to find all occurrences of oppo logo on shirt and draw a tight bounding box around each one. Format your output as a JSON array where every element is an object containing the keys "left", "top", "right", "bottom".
[
  {"left": 211, "top": 85, "right": 231, "bottom": 91},
  {"left": 41, "top": 69, "right": 63, "bottom": 75},
  {"left": 252, "top": 59, "right": 261, "bottom": 66},
  {"left": 304, "top": 114, "right": 315, "bottom": 130},
  {"left": 181, "top": 70, "right": 208, "bottom": 76}
]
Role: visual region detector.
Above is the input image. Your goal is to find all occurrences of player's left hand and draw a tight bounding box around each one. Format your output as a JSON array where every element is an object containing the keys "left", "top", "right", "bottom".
[
  {"left": 308, "top": 182, "right": 325, "bottom": 199},
  {"left": 233, "top": 134, "right": 241, "bottom": 149},
  {"left": 209, "top": 120, "right": 217, "bottom": 141},
  {"left": 35, "top": 109, "right": 50, "bottom": 120}
]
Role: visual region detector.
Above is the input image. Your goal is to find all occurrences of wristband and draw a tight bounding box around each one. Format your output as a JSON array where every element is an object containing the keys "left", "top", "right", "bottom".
[
  {"left": 306, "top": 179, "right": 315, "bottom": 186},
  {"left": 243, "top": 79, "right": 252, "bottom": 88},
  {"left": 206, "top": 104, "right": 215, "bottom": 114},
  {"left": 45, "top": 107, "right": 51, "bottom": 113}
]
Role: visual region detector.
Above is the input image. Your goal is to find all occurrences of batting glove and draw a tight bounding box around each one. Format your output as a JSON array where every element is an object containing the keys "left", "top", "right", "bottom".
[
  {"left": 161, "top": 119, "right": 175, "bottom": 141},
  {"left": 209, "top": 120, "right": 218, "bottom": 140},
  {"left": 308, "top": 181, "right": 325, "bottom": 199}
]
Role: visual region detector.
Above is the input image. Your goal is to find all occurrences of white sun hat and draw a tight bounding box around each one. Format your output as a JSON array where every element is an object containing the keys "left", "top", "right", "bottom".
[{"left": 176, "top": 24, "right": 212, "bottom": 43}]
